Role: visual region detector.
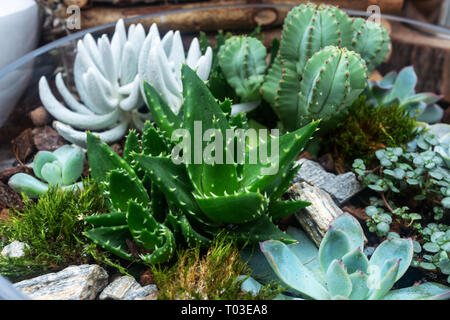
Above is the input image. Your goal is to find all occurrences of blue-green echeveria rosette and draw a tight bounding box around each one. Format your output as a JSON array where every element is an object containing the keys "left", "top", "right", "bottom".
[{"left": 259, "top": 213, "right": 450, "bottom": 300}]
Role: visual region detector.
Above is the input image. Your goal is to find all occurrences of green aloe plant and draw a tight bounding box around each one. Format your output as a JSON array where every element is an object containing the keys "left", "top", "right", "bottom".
[
  {"left": 84, "top": 65, "right": 318, "bottom": 264},
  {"left": 8, "top": 145, "right": 85, "bottom": 198},
  {"left": 259, "top": 213, "right": 450, "bottom": 300},
  {"left": 258, "top": 3, "right": 390, "bottom": 132}
]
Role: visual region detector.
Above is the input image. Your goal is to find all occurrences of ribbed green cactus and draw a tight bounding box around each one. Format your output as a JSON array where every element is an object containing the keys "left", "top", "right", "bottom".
[
  {"left": 261, "top": 3, "right": 390, "bottom": 132},
  {"left": 218, "top": 36, "right": 267, "bottom": 102},
  {"left": 84, "top": 65, "right": 318, "bottom": 264}
]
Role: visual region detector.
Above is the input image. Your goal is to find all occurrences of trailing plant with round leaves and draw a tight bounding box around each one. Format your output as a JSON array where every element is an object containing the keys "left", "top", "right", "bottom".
[
  {"left": 259, "top": 213, "right": 450, "bottom": 300},
  {"left": 260, "top": 3, "right": 389, "bottom": 132},
  {"left": 83, "top": 65, "right": 318, "bottom": 264},
  {"left": 365, "top": 66, "right": 444, "bottom": 124},
  {"left": 8, "top": 145, "right": 84, "bottom": 198}
]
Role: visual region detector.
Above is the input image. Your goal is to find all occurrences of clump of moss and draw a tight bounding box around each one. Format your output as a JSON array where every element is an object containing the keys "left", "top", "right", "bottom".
[
  {"left": 0, "top": 180, "right": 107, "bottom": 281},
  {"left": 151, "top": 233, "right": 281, "bottom": 300},
  {"left": 322, "top": 95, "right": 419, "bottom": 170}
]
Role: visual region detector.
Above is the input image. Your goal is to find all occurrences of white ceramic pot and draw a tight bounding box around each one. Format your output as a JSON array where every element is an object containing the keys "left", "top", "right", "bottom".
[{"left": 0, "top": 1, "right": 40, "bottom": 127}]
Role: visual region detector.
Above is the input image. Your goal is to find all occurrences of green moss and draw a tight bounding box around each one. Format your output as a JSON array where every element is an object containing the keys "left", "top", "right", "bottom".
[
  {"left": 150, "top": 233, "right": 281, "bottom": 300},
  {"left": 0, "top": 180, "right": 107, "bottom": 281},
  {"left": 322, "top": 96, "right": 419, "bottom": 170}
]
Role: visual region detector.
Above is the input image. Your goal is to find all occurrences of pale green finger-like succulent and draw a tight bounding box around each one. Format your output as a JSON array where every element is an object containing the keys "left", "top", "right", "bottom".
[
  {"left": 261, "top": 3, "right": 389, "bottom": 132},
  {"left": 259, "top": 213, "right": 450, "bottom": 300},
  {"left": 8, "top": 145, "right": 85, "bottom": 198},
  {"left": 39, "top": 19, "right": 213, "bottom": 147},
  {"left": 218, "top": 36, "right": 267, "bottom": 102},
  {"left": 39, "top": 19, "right": 151, "bottom": 147},
  {"left": 138, "top": 25, "right": 213, "bottom": 115}
]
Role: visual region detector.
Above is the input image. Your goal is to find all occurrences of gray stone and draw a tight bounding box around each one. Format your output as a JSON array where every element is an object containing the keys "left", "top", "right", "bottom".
[
  {"left": 14, "top": 264, "right": 109, "bottom": 300},
  {"left": 1, "top": 240, "right": 29, "bottom": 258},
  {"left": 125, "top": 285, "right": 158, "bottom": 300},
  {"left": 99, "top": 275, "right": 158, "bottom": 300},
  {"left": 294, "top": 159, "right": 363, "bottom": 205}
]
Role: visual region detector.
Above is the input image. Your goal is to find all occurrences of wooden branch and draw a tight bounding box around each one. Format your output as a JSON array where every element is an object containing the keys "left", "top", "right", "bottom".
[{"left": 77, "top": 0, "right": 403, "bottom": 32}]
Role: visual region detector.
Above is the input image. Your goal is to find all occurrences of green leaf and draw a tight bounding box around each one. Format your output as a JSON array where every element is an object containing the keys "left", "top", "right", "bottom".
[
  {"left": 326, "top": 260, "right": 352, "bottom": 299},
  {"left": 195, "top": 191, "right": 265, "bottom": 224},
  {"left": 84, "top": 225, "right": 134, "bottom": 261},
  {"left": 108, "top": 169, "right": 149, "bottom": 212},
  {"left": 143, "top": 81, "right": 182, "bottom": 141},
  {"left": 369, "top": 238, "right": 413, "bottom": 282},
  {"left": 342, "top": 248, "right": 369, "bottom": 274},
  {"left": 181, "top": 64, "right": 239, "bottom": 196},
  {"left": 86, "top": 132, "right": 136, "bottom": 182},
  {"left": 268, "top": 199, "right": 310, "bottom": 220},
  {"left": 85, "top": 212, "right": 127, "bottom": 227},
  {"left": 242, "top": 121, "right": 319, "bottom": 193},
  {"left": 319, "top": 226, "right": 351, "bottom": 274},
  {"left": 260, "top": 240, "right": 330, "bottom": 300},
  {"left": 330, "top": 213, "right": 365, "bottom": 252},
  {"left": 348, "top": 272, "right": 370, "bottom": 300},
  {"left": 381, "top": 282, "right": 450, "bottom": 300}
]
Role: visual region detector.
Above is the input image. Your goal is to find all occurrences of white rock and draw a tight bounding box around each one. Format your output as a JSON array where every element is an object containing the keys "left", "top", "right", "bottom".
[
  {"left": 99, "top": 275, "right": 158, "bottom": 300},
  {"left": 14, "top": 264, "right": 109, "bottom": 300},
  {"left": 1, "top": 240, "right": 29, "bottom": 258}
]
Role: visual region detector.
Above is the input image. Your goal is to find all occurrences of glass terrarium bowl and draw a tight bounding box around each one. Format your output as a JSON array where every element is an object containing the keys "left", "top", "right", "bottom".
[{"left": 0, "top": 3, "right": 449, "bottom": 168}]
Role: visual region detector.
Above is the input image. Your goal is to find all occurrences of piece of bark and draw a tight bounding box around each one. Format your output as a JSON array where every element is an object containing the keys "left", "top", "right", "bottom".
[
  {"left": 0, "top": 166, "right": 32, "bottom": 184},
  {"left": 289, "top": 182, "right": 367, "bottom": 246},
  {"left": 77, "top": 0, "right": 403, "bottom": 32},
  {"left": 11, "top": 129, "right": 36, "bottom": 164},
  {"left": 288, "top": 182, "right": 343, "bottom": 247},
  {"left": 442, "top": 52, "right": 450, "bottom": 102},
  {"left": 0, "top": 181, "right": 23, "bottom": 210},
  {"left": 32, "top": 126, "right": 67, "bottom": 152}
]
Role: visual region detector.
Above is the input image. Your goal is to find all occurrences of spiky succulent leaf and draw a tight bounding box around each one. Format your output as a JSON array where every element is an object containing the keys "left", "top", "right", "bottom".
[
  {"left": 85, "top": 212, "right": 127, "bottom": 227},
  {"left": 84, "top": 225, "right": 134, "bottom": 261},
  {"left": 86, "top": 132, "right": 136, "bottom": 182},
  {"left": 126, "top": 201, "right": 163, "bottom": 249},
  {"left": 143, "top": 81, "right": 182, "bottom": 141},
  {"left": 194, "top": 191, "right": 265, "bottom": 224},
  {"left": 232, "top": 214, "right": 296, "bottom": 244},
  {"left": 242, "top": 120, "right": 319, "bottom": 193},
  {"left": 108, "top": 169, "right": 149, "bottom": 212},
  {"left": 181, "top": 64, "right": 239, "bottom": 196},
  {"left": 268, "top": 199, "right": 310, "bottom": 220}
]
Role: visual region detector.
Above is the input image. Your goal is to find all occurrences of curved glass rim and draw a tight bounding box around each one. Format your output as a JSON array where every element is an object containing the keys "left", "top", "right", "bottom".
[{"left": 1, "top": 3, "right": 449, "bottom": 80}]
